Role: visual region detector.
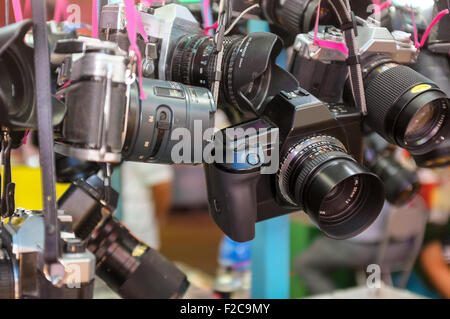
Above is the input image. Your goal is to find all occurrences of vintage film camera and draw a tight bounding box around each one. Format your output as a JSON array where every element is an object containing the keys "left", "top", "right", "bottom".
[
  {"left": 289, "top": 17, "right": 450, "bottom": 158},
  {"left": 98, "top": 2, "right": 299, "bottom": 118}
]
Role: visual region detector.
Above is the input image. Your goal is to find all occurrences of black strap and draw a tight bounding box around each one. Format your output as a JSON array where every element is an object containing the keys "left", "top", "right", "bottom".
[
  {"left": 340, "top": 11, "right": 358, "bottom": 36},
  {"left": 32, "top": 0, "right": 61, "bottom": 264},
  {"left": 1, "top": 132, "right": 15, "bottom": 217},
  {"left": 346, "top": 54, "right": 361, "bottom": 65}
]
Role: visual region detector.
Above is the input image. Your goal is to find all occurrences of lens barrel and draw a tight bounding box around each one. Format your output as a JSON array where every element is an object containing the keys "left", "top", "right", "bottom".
[
  {"left": 169, "top": 32, "right": 298, "bottom": 116},
  {"left": 261, "top": 0, "right": 338, "bottom": 34},
  {"left": 123, "top": 78, "right": 216, "bottom": 164},
  {"left": 58, "top": 175, "right": 189, "bottom": 299},
  {"left": 370, "top": 156, "right": 420, "bottom": 205},
  {"left": 277, "top": 136, "right": 384, "bottom": 239},
  {"left": 363, "top": 55, "right": 450, "bottom": 155},
  {"left": 89, "top": 216, "right": 189, "bottom": 299}
]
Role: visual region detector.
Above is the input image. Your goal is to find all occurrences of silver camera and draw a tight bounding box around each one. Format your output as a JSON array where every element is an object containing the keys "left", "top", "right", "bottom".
[
  {"left": 99, "top": 3, "right": 201, "bottom": 81},
  {"left": 0, "top": 209, "right": 95, "bottom": 299},
  {"left": 53, "top": 37, "right": 129, "bottom": 163}
]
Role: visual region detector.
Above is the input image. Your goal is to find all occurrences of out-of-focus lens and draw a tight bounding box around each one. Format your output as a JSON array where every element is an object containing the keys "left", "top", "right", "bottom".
[
  {"left": 169, "top": 32, "right": 298, "bottom": 116},
  {"left": 122, "top": 78, "right": 216, "bottom": 164}
]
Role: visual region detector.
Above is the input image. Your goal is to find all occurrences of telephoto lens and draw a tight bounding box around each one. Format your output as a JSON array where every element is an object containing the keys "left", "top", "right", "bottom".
[
  {"left": 364, "top": 133, "right": 420, "bottom": 206},
  {"left": 169, "top": 32, "right": 298, "bottom": 117},
  {"left": 361, "top": 54, "right": 450, "bottom": 155},
  {"left": 122, "top": 78, "right": 216, "bottom": 164},
  {"left": 58, "top": 174, "right": 189, "bottom": 299}
]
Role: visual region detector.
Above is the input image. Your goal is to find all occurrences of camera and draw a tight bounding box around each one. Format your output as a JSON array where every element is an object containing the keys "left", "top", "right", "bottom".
[
  {"left": 58, "top": 174, "right": 189, "bottom": 299},
  {"left": 204, "top": 88, "right": 384, "bottom": 242},
  {"left": 53, "top": 36, "right": 216, "bottom": 165},
  {"left": 289, "top": 18, "right": 450, "bottom": 156},
  {"left": 0, "top": 209, "right": 95, "bottom": 298},
  {"left": 99, "top": 3, "right": 298, "bottom": 117},
  {"left": 364, "top": 132, "right": 420, "bottom": 206}
]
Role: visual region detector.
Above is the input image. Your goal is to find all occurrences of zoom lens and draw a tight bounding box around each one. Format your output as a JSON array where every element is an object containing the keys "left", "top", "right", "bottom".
[
  {"left": 89, "top": 216, "right": 189, "bottom": 299},
  {"left": 277, "top": 136, "right": 384, "bottom": 239},
  {"left": 58, "top": 175, "right": 189, "bottom": 299},
  {"left": 169, "top": 32, "right": 298, "bottom": 116},
  {"left": 362, "top": 55, "right": 450, "bottom": 155},
  {"left": 123, "top": 78, "right": 216, "bottom": 164}
]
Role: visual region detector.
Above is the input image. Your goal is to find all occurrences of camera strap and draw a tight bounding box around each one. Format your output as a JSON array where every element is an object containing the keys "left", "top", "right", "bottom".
[
  {"left": 329, "top": 0, "right": 367, "bottom": 114},
  {"left": 31, "top": 0, "right": 61, "bottom": 266}
]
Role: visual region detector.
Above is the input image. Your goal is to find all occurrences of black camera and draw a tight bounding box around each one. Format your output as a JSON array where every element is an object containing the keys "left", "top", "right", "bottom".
[{"left": 204, "top": 88, "right": 384, "bottom": 242}]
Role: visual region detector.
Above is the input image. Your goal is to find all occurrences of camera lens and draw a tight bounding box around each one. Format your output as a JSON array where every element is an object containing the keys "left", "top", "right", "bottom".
[
  {"left": 277, "top": 136, "right": 384, "bottom": 239},
  {"left": 261, "top": 0, "right": 338, "bottom": 34},
  {"left": 169, "top": 32, "right": 298, "bottom": 116},
  {"left": 362, "top": 55, "right": 450, "bottom": 155},
  {"left": 122, "top": 78, "right": 216, "bottom": 164},
  {"left": 370, "top": 156, "right": 420, "bottom": 206},
  {"left": 88, "top": 216, "right": 189, "bottom": 299},
  {"left": 413, "top": 138, "right": 450, "bottom": 168}
]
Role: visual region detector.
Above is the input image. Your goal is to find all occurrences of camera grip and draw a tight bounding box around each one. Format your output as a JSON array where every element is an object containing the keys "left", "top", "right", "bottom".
[{"left": 204, "top": 163, "right": 260, "bottom": 242}]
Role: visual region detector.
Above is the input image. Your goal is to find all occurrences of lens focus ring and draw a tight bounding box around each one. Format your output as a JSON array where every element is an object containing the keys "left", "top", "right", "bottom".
[
  {"left": 365, "top": 64, "right": 433, "bottom": 142},
  {"left": 277, "top": 136, "right": 347, "bottom": 205}
]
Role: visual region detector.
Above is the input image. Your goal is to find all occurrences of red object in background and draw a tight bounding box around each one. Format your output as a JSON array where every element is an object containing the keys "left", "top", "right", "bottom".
[{"left": 0, "top": 0, "right": 94, "bottom": 27}]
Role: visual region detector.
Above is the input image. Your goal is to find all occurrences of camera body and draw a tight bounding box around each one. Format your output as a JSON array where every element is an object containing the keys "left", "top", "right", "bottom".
[
  {"left": 205, "top": 88, "right": 383, "bottom": 242},
  {"left": 53, "top": 37, "right": 128, "bottom": 163},
  {"left": 0, "top": 209, "right": 95, "bottom": 299},
  {"left": 99, "top": 3, "right": 201, "bottom": 81},
  {"left": 289, "top": 20, "right": 418, "bottom": 103}
]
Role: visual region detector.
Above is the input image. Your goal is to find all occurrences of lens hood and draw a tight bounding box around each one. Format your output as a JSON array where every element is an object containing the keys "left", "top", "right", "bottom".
[
  {"left": 228, "top": 32, "right": 298, "bottom": 115},
  {"left": 0, "top": 20, "right": 66, "bottom": 129}
]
